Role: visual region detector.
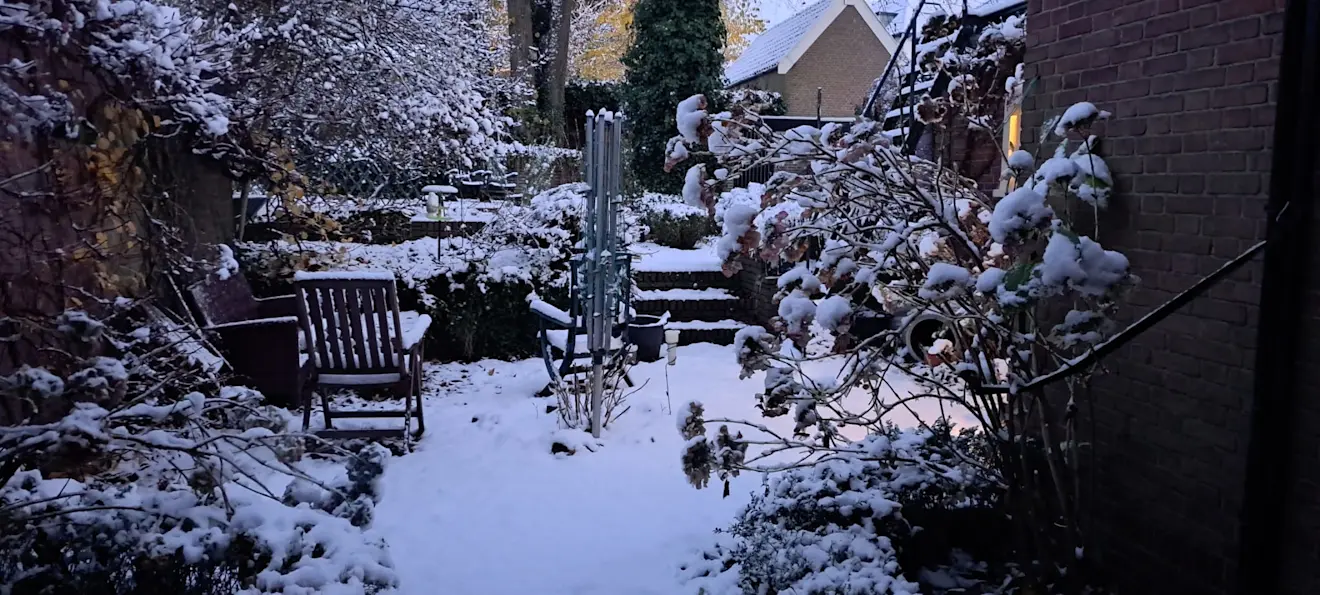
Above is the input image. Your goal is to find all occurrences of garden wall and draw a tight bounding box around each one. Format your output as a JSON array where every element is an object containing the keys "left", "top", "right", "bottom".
[{"left": 1020, "top": 0, "right": 1293, "bottom": 592}]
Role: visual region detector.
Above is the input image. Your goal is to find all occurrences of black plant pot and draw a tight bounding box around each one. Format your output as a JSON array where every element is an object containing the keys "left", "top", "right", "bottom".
[
  {"left": 849, "top": 311, "right": 893, "bottom": 342},
  {"left": 627, "top": 315, "right": 666, "bottom": 362}
]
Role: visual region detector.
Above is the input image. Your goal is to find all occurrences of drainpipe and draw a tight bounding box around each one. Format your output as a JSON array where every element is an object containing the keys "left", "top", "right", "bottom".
[{"left": 1236, "top": 0, "right": 1320, "bottom": 593}]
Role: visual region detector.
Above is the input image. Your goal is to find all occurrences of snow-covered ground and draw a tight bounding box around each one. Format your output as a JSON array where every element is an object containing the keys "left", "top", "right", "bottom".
[{"left": 371, "top": 342, "right": 973, "bottom": 594}]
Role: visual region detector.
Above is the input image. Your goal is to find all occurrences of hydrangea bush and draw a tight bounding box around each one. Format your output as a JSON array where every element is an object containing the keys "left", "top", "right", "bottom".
[{"left": 666, "top": 10, "right": 1127, "bottom": 592}]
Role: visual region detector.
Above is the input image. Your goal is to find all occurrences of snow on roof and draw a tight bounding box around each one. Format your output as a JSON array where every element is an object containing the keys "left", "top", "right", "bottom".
[
  {"left": 724, "top": 0, "right": 834, "bottom": 86},
  {"left": 968, "top": 0, "right": 1027, "bottom": 17}
]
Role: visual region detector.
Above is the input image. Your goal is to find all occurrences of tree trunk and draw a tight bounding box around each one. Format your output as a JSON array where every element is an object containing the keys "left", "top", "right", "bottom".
[
  {"left": 508, "top": 0, "right": 535, "bottom": 88},
  {"left": 545, "top": 0, "right": 575, "bottom": 144}
]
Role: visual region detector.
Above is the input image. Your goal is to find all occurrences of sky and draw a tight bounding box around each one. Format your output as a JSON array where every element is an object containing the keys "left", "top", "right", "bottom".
[{"left": 755, "top": 0, "right": 911, "bottom": 29}]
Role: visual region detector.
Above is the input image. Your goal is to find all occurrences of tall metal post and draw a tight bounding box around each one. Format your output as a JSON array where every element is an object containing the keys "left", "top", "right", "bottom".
[{"left": 582, "top": 110, "right": 625, "bottom": 437}]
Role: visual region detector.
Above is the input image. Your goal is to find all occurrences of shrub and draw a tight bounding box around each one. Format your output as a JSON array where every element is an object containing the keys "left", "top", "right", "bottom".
[
  {"left": 680, "top": 423, "right": 1007, "bottom": 595},
  {"left": 635, "top": 193, "right": 717, "bottom": 249}
]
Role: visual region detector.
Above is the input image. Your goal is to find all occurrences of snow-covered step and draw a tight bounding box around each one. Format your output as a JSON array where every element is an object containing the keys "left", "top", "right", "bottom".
[
  {"left": 665, "top": 319, "right": 745, "bottom": 330},
  {"left": 633, "top": 288, "right": 737, "bottom": 301},
  {"left": 633, "top": 270, "right": 737, "bottom": 291},
  {"left": 633, "top": 288, "right": 746, "bottom": 322},
  {"left": 667, "top": 319, "right": 746, "bottom": 347}
]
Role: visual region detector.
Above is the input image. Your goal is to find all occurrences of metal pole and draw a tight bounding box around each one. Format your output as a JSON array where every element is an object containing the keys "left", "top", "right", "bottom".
[{"left": 815, "top": 87, "right": 822, "bottom": 127}]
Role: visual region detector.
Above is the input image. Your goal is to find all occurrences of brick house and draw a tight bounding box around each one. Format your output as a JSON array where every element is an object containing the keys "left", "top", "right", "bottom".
[
  {"left": 1017, "top": 0, "right": 1316, "bottom": 593},
  {"left": 723, "top": 0, "right": 899, "bottom": 118}
]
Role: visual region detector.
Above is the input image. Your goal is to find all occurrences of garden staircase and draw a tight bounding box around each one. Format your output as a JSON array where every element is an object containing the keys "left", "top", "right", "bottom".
[
  {"left": 872, "top": 1, "right": 1028, "bottom": 153},
  {"left": 631, "top": 270, "right": 755, "bottom": 346}
]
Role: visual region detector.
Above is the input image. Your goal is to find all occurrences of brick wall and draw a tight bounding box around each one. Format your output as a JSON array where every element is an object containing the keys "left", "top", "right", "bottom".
[
  {"left": 783, "top": 5, "right": 890, "bottom": 118},
  {"left": 1021, "top": 0, "right": 1287, "bottom": 592}
]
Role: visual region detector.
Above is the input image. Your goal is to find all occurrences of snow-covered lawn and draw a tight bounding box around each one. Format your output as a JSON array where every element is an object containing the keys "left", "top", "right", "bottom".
[{"left": 370, "top": 343, "right": 974, "bottom": 594}]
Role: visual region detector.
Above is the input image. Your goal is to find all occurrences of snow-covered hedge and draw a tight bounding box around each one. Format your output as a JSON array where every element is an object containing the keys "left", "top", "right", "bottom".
[{"left": 681, "top": 424, "right": 1005, "bottom": 595}]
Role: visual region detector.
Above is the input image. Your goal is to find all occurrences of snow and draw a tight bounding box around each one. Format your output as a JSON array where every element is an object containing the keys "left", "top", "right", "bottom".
[
  {"left": 968, "top": 0, "right": 1027, "bottom": 17},
  {"left": 918, "top": 262, "right": 972, "bottom": 301},
  {"left": 676, "top": 95, "right": 707, "bottom": 143},
  {"left": 1054, "top": 102, "right": 1111, "bottom": 137},
  {"left": 665, "top": 319, "right": 747, "bottom": 330},
  {"left": 816, "top": 295, "right": 852, "bottom": 332},
  {"left": 631, "top": 242, "right": 723, "bottom": 273},
  {"left": 294, "top": 270, "right": 397, "bottom": 282},
  {"left": 409, "top": 200, "right": 509, "bottom": 223},
  {"left": 1007, "top": 149, "right": 1034, "bottom": 170},
  {"left": 634, "top": 288, "right": 739, "bottom": 301},
  {"left": 207, "top": 315, "right": 299, "bottom": 329},
  {"left": 371, "top": 344, "right": 973, "bottom": 594},
  {"left": 988, "top": 186, "right": 1053, "bottom": 244},
  {"left": 528, "top": 298, "right": 574, "bottom": 326},
  {"left": 682, "top": 164, "right": 706, "bottom": 207},
  {"left": 216, "top": 244, "right": 240, "bottom": 280},
  {"left": 421, "top": 185, "right": 458, "bottom": 194},
  {"left": 1039, "top": 231, "right": 1130, "bottom": 297},
  {"left": 716, "top": 203, "right": 760, "bottom": 262}
]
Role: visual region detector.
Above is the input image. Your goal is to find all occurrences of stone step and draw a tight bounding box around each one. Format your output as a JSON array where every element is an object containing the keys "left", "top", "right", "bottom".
[
  {"left": 667, "top": 319, "right": 746, "bottom": 347},
  {"left": 634, "top": 299, "right": 747, "bottom": 322},
  {"left": 633, "top": 270, "right": 736, "bottom": 291},
  {"left": 632, "top": 287, "right": 746, "bottom": 322}
]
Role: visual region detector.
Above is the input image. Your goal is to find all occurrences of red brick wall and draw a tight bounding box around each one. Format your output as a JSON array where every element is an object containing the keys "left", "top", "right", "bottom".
[{"left": 1021, "top": 0, "right": 1288, "bottom": 592}]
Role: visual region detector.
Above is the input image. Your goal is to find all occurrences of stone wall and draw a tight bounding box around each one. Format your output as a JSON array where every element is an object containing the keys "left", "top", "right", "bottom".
[{"left": 1020, "top": 0, "right": 1287, "bottom": 592}]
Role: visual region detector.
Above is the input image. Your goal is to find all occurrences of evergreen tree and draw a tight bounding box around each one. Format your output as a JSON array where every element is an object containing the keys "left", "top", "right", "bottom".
[{"left": 621, "top": 0, "right": 726, "bottom": 192}]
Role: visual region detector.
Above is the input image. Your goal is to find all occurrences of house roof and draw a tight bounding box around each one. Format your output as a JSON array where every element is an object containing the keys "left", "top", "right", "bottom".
[{"left": 723, "top": 0, "right": 899, "bottom": 87}]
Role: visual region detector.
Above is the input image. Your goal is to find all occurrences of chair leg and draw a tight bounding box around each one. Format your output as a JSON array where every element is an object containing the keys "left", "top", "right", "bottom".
[
  {"left": 412, "top": 348, "right": 425, "bottom": 436},
  {"left": 320, "top": 390, "right": 334, "bottom": 429},
  {"left": 301, "top": 384, "right": 313, "bottom": 431}
]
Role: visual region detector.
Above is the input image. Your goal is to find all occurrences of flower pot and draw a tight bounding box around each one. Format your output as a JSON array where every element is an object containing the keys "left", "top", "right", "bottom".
[{"left": 627, "top": 315, "right": 666, "bottom": 362}]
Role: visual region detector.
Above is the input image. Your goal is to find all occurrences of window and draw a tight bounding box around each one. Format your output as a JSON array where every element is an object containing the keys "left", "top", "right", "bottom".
[{"left": 997, "top": 105, "right": 1023, "bottom": 196}]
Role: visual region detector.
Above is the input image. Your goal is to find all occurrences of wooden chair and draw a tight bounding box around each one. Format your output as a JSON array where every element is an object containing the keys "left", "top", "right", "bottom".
[
  {"left": 292, "top": 271, "right": 430, "bottom": 440},
  {"left": 187, "top": 272, "right": 314, "bottom": 408}
]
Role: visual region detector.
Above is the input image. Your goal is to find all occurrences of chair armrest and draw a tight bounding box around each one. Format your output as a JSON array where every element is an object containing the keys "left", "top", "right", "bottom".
[
  {"left": 529, "top": 299, "right": 574, "bottom": 328},
  {"left": 255, "top": 294, "right": 299, "bottom": 318}
]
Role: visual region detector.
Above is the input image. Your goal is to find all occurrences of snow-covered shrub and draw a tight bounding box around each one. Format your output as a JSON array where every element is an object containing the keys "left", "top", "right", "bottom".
[
  {"left": 638, "top": 193, "right": 718, "bottom": 249},
  {"left": 0, "top": 304, "right": 399, "bottom": 593},
  {"left": 682, "top": 425, "right": 1005, "bottom": 595},
  {"left": 665, "top": 9, "right": 1133, "bottom": 590}
]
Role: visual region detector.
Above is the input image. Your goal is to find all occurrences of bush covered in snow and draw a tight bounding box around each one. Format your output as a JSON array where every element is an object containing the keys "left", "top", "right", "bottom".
[
  {"left": 665, "top": 8, "right": 1131, "bottom": 591},
  {"left": 637, "top": 193, "right": 719, "bottom": 249},
  {"left": 0, "top": 303, "right": 399, "bottom": 593},
  {"left": 681, "top": 423, "right": 1011, "bottom": 595}
]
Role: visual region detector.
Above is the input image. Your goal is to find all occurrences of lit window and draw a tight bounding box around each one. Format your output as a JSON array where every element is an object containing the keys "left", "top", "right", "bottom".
[{"left": 998, "top": 105, "right": 1022, "bottom": 196}]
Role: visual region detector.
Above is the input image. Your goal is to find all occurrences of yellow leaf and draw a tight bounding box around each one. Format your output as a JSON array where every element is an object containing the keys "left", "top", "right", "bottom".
[{"left": 58, "top": 80, "right": 70, "bottom": 91}]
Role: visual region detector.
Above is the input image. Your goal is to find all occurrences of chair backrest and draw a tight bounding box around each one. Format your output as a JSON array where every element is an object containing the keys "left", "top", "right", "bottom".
[
  {"left": 188, "top": 273, "right": 259, "bottom": 327},
  {"left": 292, "top": 271, "right": 404, "bottom": 374}
]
